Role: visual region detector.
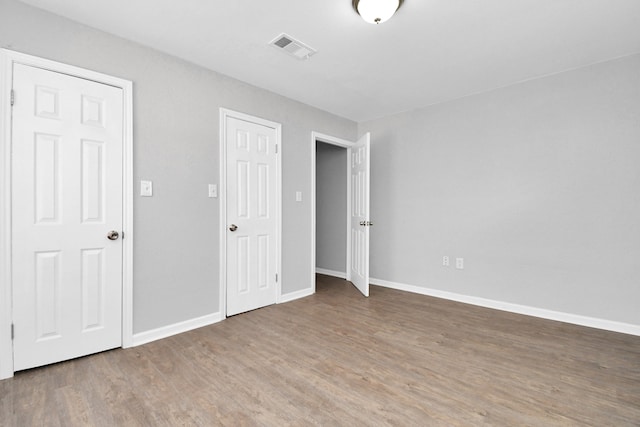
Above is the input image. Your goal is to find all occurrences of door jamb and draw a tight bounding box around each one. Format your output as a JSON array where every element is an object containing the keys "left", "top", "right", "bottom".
[
  {"left": 0, "top": 49, "right": 134, "bottom": 380},
  {"left": 310, "top": 132, "right": 355, "bottom": 293},
  {"left": 219, "top": 108, "right": 282, "bottom": 318}
]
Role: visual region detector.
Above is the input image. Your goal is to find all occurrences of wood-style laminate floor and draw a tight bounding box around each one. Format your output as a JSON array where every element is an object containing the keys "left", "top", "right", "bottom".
[{"left": 1, "top": 274, "right": 639, "bottom": 426}]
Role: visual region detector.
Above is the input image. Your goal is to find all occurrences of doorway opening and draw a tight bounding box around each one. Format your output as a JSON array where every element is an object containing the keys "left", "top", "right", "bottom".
[
  {"left": 311, "top": 131, "right": 370, "bottom": 297},
  {"left": 315, "top": 141, "right": 348, "bottom": 279}
]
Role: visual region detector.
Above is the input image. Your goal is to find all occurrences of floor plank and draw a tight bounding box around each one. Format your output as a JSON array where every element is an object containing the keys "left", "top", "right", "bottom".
[{"left": 1, "top": 274, "right": 639, "bottom": 426}]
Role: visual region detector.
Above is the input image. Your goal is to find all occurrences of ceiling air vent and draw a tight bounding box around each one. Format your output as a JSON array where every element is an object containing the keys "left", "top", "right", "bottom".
[{"left": 269, "top": 33, "right": 316, "bottom": 60}]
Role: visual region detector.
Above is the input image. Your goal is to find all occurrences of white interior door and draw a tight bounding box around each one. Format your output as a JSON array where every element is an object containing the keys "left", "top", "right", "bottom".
[
  {"left": 350, "top": 133, "right": 371, "bottom": 297},
  {"left": 11, "top": 63, "right": 124, "bottom": 371},
  {"left": 225, "top": 116, "right": 279, "bottom": 316}
]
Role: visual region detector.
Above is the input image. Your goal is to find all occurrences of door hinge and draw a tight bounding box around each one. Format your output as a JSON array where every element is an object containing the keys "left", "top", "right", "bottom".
[
  {"left": 11, "top": 324, "right": 14, "bottom": 340},
  {"left": 275, "top": 144, "right": 278, "bottom": 154},
  {"left": 10, "top": 89, "right": 15, "bottom": 106},
  {"left": 275, "top": 273, "right": 278, "bottom": 282}
]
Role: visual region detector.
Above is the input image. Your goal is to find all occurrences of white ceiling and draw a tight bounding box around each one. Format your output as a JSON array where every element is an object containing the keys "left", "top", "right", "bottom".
[{"left": 19, "top": 0, "right": 640, "bottom": 122}]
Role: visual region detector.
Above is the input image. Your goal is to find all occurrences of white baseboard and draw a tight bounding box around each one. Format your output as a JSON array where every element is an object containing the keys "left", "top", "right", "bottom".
[
  {"left": 131, "top": 287, "right": 318, "bottom": 347},
  {"left": 131, "top": 312, "right": 224, "bottom": 347},
  {"left": 315, "top": 268, "right": 347, "bottom": 279},
  {"left": 279, "top": 287, "right": 314, "bottom": 304},
  {"left": 370, "top": 277, "right": 640, "bottom": 337}
]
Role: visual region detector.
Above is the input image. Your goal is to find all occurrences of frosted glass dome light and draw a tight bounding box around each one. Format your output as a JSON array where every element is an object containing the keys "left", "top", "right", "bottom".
[{"left": 353, "top": 0, "right": 403, "bottom": 24}]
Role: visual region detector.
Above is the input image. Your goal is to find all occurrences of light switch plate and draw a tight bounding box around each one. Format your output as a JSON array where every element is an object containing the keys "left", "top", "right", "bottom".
[
  {"left": 140, "top": 180, "right": 153, "bottom": 197},
  {"left": 208, "top": 184, "right": 217, "bottom": 198},
  {"left": 295, "top": 191, "right": 302, "bottom": 202}
]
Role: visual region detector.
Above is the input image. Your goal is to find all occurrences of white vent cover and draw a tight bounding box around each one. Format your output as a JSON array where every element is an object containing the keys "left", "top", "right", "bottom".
[{"left": 269, "top": 33, "right": 317, "bottom": 60}]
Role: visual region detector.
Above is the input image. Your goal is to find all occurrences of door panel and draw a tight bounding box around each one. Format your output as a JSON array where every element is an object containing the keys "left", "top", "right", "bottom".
[
  {"left": 349, "top": 133, "right": 371, "bottom": 297},
  {"left": 12, "top": 63, "right": 123, "bottom": 371},
  {"left": 226, "top": 117, "right": 278, "bottom": 316}
]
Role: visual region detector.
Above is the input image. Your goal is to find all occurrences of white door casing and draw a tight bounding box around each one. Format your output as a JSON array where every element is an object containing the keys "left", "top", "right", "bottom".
[
  {"left": 11, "top": 63, "right": 124, "bottom": 371},
  {"left": 221, "top": 110, "right": 281, "bottom": 317},
  {"left": 349, "top": 133, "right": 371, "bottom": 297},
  {"left": 0, "top": 49, "right": 133, "bottom": 380}
]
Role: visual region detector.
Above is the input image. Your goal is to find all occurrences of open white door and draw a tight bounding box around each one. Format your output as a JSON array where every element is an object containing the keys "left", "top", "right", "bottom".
[{"left": 349, "top": 133, "right": 371, "bottom": 297}]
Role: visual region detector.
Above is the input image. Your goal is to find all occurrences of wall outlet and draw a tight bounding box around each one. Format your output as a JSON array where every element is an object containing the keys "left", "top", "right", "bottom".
[
  {"left": 443, "top": 256, "right": 449, "bottom": 266},
  {"left": 456, "top": 258, "right": 464, "bottom": 270}
]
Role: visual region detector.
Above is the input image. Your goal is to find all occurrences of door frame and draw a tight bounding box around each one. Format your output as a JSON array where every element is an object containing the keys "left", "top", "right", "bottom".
[
  {"left": 219, "top": 108, "right": 282, "bottom": 317},
  {"left": 0, "top": 49, "right": 134, "bottom": 380},
  {"left": 310, "top": 132, "right": 355, "bottom": 292}
]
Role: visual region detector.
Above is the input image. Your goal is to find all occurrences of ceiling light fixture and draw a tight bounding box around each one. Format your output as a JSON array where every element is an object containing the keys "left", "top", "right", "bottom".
[{"left": 353, "top": 0, "right": 404, "bottom": 24}]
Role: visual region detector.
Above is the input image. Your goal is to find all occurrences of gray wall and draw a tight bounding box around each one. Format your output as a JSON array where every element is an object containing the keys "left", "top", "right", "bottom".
[
  {"left": 0, "top": 0, "right": 356, "bottom": 333},
  {"left": 316, "top": 142, "right": 347, "bottom": 273},
  {"left": 359, "top": 54, "right": 640, "bottom": 325}
]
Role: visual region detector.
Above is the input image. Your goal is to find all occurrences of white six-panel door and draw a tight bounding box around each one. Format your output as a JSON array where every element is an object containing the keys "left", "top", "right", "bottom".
[
  {"left": 225, "top": 116, "right": 279, "bottom": 316},
  {"left": 350, "top": 133, "right": 371, "bottom": 297},
  {"left": 11, "top": 63, "right": 124, "bottom": 371}
]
